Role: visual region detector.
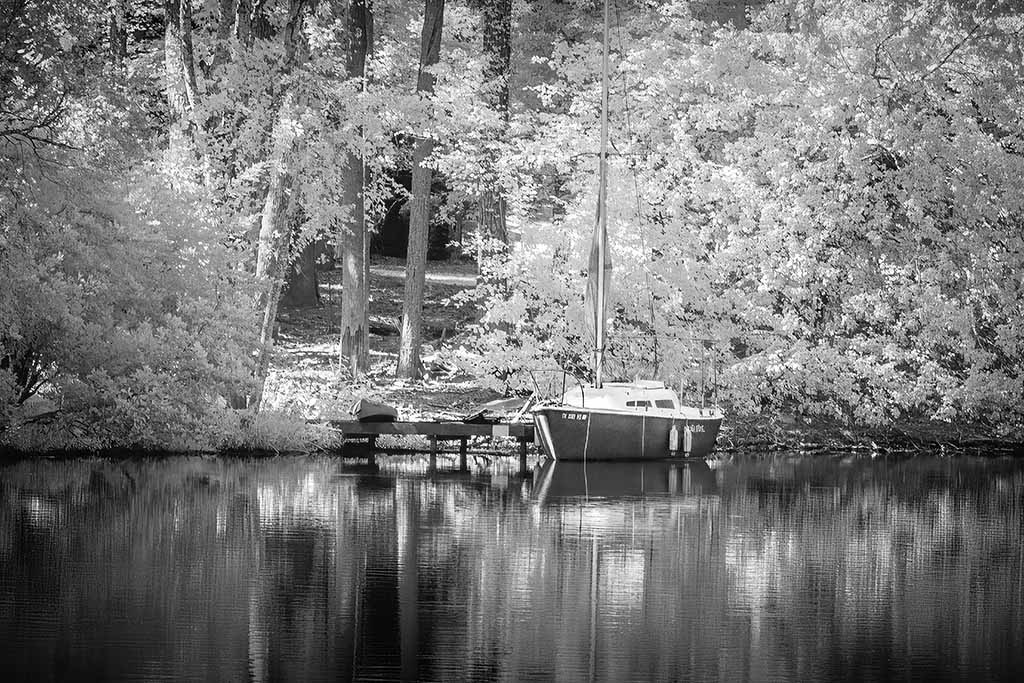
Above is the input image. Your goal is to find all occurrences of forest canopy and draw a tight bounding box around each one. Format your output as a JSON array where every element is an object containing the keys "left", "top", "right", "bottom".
[{"left": 1, "top": 0, "right": 1022, "bottom": 449}]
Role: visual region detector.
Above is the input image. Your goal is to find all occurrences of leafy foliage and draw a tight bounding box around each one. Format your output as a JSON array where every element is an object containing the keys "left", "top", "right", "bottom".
[
  {"left": 461, "top": 0, "right": 1024, "bottom": 433},
  {"left": 0, "top": 0, "right": 258, "bottom": 447},
  {"left": 0, "top": 154, "right": 258, "bottom": 447},
  {"left": 3, "top": 0, "right": 1023, "bottom": 449}
]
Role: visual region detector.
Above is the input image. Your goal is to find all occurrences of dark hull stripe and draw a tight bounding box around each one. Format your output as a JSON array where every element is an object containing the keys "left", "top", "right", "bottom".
[{"left": 533, "top": 407, "right": 721, "bottom": 461}]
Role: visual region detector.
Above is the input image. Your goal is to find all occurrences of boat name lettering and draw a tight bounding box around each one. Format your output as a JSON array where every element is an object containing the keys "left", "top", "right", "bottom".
[
  {"left": 690, "top": 424, "right": 705, "bottom": 433},
  {"left": 564, "top": 412, "right": 588, "bottom": 421}
]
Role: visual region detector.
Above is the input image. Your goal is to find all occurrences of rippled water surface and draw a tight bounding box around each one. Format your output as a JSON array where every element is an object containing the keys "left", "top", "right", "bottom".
[{"left": 1, "top": 453, "right": 1023, "bottom": 681}]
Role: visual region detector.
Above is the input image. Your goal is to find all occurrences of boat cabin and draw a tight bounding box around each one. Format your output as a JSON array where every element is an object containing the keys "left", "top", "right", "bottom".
[{"left": 560, "top": 381, "right": 682, "bottom": 411}]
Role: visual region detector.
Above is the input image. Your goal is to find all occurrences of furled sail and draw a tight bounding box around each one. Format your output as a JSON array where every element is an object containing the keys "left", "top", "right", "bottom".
[
  {"left": 583, "top": 196, "right": 611, "bottom": 344},
  {"left": 584, "top": 0, "right": 613, "bottom": 389}
]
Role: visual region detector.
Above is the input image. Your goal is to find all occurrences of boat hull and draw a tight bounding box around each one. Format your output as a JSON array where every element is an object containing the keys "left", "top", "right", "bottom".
[{"left": 533, "top": 406, "right": 722, "bottom": 461}]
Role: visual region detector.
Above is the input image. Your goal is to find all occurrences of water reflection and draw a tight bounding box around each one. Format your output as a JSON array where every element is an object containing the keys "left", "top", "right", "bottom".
[
  {"left": 533, "top": 458, "right": 716, "bottom": 502},
  {"left": 0, "top": 455, "right": 1021, "bottom": 681}
]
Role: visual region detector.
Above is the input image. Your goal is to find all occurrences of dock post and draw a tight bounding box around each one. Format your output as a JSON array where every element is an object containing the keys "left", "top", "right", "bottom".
[
  {"left": 459, "top": 438, "right": 468, "bottom": 472},
  {"left": 367, "top": 435, "right": 376, "bottom": 451},
  {"left": 518, "top": 438, "right": 528, "bottom": 475},
  {"left": 429, "top": 435, "right": 437, "bottom": 471}
]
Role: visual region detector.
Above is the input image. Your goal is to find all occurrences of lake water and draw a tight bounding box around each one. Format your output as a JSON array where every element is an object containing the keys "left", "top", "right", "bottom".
[{"left": 1, "top": 453, "right": 1022, "bottom": 681}]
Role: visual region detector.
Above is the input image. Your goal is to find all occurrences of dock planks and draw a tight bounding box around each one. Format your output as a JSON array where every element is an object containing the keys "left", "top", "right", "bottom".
[{"left": 325, "top": 420, "right": 536, "bottom": 472}]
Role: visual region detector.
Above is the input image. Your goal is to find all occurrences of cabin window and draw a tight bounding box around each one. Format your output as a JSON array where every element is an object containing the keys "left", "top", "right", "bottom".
[
  {"left": 655, "top": 399, "right": 675, "bottom": 409},
  {"left": 626, "top": 400, "right": 651, "bottom": 408}
]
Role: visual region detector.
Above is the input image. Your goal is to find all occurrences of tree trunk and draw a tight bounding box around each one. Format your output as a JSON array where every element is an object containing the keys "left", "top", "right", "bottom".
[
  {"left": 476, "top": 0, "right": 511, "bottom": 245},
  {"left": 251, "top": 159, "right": 297, "bottom": 409},
  {"left": 477, "top": 190, "right": 507, "bottom": 244},
  {"left": 208, "top": 0, "right": 238, "bottom": 74},
  {"left": 339, "top": 0, "right": 373, "bottom": 377},
  {"left": 164, "top": 0, "right": 200, "bottom": 153},
  {"left": 164, "top": 0, "right": 188, "bottom": 142},
  {"left": 249, "top": 0, "right": 311, "bottom": 408},
  {"left": 236, "top": 0, "right": 254, "bottom": 45},
  {"left": 179, "top": 1, "right": 199, "bottom": 112},
  {"left": 272, "top": 0, "right": 324, "bottom": 312},
  {"left": 397, "top": 0, "right": 445, "bottom": 380},
  {"left": 398, "top": 138, "right": 435, "bottom": 380},
  {"left": 481, "top": 0, "right": 511, "bottom": 114},
  {"left": 108, "top": 0, "right": 127, "bottom": 67}
]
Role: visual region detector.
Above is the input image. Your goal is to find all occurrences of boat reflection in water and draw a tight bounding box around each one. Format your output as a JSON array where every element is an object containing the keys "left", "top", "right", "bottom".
[
  {"left": 532, "top": 457, "right": 716, "bottom": 503},
  {"left": 529, "top": 456, "right": 722, "bottom": 681}
]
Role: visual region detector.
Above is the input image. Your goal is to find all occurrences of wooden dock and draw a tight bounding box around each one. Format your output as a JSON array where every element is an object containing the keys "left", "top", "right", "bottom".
[{"left": 327, "top": 420, "right": 536, "bottom": 472}]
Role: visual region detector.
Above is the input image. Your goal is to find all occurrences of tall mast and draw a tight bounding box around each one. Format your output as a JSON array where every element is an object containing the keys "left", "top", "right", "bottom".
[{"left": 594, "top": 0, "right": 610, "bottom": 389}]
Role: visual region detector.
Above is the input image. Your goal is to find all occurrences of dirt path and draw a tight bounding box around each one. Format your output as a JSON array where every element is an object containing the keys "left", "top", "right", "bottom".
[{"left": 263, "top": 258, "right": 501, "bottom": 421}]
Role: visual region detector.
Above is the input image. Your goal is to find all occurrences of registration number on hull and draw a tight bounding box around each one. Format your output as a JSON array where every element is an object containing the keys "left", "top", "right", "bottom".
[{"left": 558, "top": 411, "right": 710, "bottom": 433}]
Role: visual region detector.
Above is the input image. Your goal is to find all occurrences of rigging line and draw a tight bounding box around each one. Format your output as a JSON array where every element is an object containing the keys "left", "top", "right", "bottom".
[
  {"left": 582, "top": 412, "right": 592, "bottom": 499},
  {"left": 611, "top": 0, "right": 659, "bottom": 376}
]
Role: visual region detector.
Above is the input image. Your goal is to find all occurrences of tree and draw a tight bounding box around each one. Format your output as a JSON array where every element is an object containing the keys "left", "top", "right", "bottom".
[
  {"left": 397, "top": 0, "right": 445, "bottom": 380},
  {"left": 250, "top": 0, "right": 314, "bottom": 408},
  {"left": 338, "top": 0, "right": 373, "bottom": 376},
  {"left": 163, "top": 0, "right": 199, "bottom": 151},
  {"left": 474, "top": 0, "right": 512, "bottom": 245},
  {"left": 108, "top": 0, "right": 128, "bottom": 67}
]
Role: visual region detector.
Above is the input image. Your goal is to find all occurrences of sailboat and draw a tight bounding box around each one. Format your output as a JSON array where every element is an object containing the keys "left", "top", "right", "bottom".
[{"left": 530, "top": 0, "right": 723, "bottom": 461}]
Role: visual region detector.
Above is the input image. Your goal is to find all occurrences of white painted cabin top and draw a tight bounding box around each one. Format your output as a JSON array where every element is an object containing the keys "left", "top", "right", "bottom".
[{"left": 557, "top": 381, "right": 722, "bottom": 419}]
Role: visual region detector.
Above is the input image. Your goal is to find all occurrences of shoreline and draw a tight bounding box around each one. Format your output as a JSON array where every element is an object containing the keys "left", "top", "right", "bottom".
[
  {"left": 3, "top": 411, "right": 1020, "bottom": 459},
  {"left": 6, "top": 260, "right": 1021, "bottom": 459}
]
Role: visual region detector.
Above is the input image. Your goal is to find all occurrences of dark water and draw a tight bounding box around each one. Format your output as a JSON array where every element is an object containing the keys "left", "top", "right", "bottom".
[{"left": 1, "top": 453, "right": 1022, "bottom": 682}]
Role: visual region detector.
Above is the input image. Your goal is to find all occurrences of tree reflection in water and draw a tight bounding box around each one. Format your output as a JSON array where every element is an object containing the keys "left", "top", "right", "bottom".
[{"left": 0, "top": 455, "right": 1021, "bottom": 680}]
